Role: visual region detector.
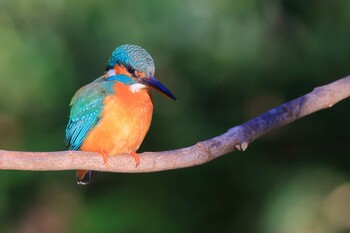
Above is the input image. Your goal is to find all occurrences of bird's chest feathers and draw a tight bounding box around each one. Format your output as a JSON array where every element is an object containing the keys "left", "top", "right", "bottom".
[
  {"left": 102, "top": 82, "right": 153, "bottom": 140},
  {"left": 81, "top": 82, "right": 153, "bottom": 154},
  {"left": 109, "top": 82, "right": 151, "bottom": 108}
]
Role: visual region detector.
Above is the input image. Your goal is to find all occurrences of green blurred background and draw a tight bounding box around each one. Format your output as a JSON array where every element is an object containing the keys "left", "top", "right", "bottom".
[{"left": 0, "top": 0, "right": 350, "bottom": 232}]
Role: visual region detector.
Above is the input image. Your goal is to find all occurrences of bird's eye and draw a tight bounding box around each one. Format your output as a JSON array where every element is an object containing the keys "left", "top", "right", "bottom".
[{"left": 127, "top": 66, "right": 135, "bottom": 75}]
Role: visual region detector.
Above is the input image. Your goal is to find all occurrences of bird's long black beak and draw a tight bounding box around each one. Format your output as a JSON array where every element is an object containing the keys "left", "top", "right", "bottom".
[{"left": 142, "top": 76, "right": 176, "bottom": 100}]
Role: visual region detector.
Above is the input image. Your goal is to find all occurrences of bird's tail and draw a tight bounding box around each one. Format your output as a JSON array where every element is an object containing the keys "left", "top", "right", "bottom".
[{"left": 76, "top": 170, "right": 96, "bottom": 185}]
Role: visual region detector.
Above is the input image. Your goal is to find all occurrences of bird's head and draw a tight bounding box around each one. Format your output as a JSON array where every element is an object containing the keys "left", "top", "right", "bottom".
[{"left": 105, "top": 44, "right": 176, "bottom": 100}]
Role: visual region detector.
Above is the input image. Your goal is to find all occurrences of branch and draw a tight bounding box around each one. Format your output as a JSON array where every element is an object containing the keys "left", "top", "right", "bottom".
[{"left": 1, "top": 76, "right": 349, "bottom": 173}]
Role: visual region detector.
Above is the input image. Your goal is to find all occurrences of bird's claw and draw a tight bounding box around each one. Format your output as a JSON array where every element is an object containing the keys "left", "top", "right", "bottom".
[
  {"left": 99, "top": 152, "right": 109, "bottom": 165},
  {"left": 131, "top": 151, "right": 140, "bottom": 167}
]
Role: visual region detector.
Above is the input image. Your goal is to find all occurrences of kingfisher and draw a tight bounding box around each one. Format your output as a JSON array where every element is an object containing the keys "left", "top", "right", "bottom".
[{"left": 65, "top": 44, "right": 176, "bottom": 185}]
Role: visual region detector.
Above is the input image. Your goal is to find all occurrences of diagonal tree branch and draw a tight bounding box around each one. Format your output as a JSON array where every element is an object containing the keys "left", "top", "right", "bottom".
[{"left": 0, "top": 75, "right": 349, "bottom": 173}]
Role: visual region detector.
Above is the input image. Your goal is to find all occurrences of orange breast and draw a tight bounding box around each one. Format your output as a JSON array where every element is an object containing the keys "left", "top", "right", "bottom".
[{"left": 80, "top": 82, "right": 153, "bottom": 155}]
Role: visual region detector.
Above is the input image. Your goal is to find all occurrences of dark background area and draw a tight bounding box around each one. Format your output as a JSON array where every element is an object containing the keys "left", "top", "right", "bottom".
[{"left": 0, "top": 0, "right": 349, "bottom": 232}]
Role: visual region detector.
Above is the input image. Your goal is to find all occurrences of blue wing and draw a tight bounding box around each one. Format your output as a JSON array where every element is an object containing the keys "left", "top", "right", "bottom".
[{"left": 65, "top": 78, "right": 114, "bottom": 150}]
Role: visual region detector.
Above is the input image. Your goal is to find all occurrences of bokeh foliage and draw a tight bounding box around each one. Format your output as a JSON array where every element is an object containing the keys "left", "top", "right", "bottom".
[{"left": 0, "top": 0, "right": 350, "bottom": 232}]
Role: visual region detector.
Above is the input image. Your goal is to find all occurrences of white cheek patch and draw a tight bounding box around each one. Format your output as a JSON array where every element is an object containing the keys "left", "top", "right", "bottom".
[
  {"left": 106, "top": 69, "right": 116, "bottom": 77},
  {"left": 130, "top": 83, "right": 147, "bottom": 93}
]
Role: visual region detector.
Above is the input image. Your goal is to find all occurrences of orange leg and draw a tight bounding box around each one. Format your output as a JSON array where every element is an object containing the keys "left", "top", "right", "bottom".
[
  {"left": 131, "top": 151, "right": 140, "bottom": 167},
  {"left": 99, "top": 152, "right": 109, "bottom": 165}
]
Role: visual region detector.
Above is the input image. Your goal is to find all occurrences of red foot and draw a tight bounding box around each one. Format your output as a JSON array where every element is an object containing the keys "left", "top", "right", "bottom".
[
  {"left": 131, "top": 151, "right": 140, "bottom": 167},
  {"left": 99, "top": 152, "right": 109, "bottom": 165}
]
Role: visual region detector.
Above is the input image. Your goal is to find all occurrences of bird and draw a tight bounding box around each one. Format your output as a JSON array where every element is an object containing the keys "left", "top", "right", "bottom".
[{"left": 65, "top": 44, "right": 176, "bottom": 185}]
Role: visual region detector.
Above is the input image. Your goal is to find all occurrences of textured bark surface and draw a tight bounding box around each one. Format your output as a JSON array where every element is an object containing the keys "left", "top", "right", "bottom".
[{"left": 0, "top": 75, "right": 349, "bottom": 173}]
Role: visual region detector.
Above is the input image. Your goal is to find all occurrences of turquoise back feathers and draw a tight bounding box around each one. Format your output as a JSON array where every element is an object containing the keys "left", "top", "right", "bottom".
[{"left": 65, "top": 78, "right": 110, "bottom": 150}]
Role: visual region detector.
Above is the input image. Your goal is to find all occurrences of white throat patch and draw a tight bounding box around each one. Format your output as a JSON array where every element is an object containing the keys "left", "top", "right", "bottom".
[
  {"left": 106, "top": 69, "right": 116, "bottom": 77},
  {"left": 130, "top": 83, "right": 147, "bottom": 93}
]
